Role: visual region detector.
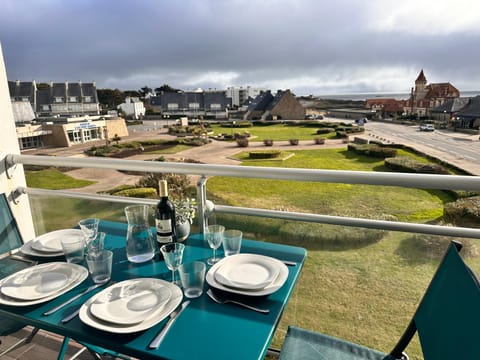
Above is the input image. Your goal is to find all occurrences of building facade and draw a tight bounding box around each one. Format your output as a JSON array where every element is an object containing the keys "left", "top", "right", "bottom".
[
  {"left": 226, "top": 86, "right": 267, "bottom": 107},
  {"left": 244, "top": 90, "right": 305, "bottom": 120},
  {"left": 117, "top": 97, "right": 145, "bottom": 120},
  {"left": 404, "top": 70, "right": 460, "bottom": 117},
  {"left": 149, "top": 90, "right": 231, "bottom": 118},
  {"left": 8, "top": 80, "right": 100, "bottom": 117}
]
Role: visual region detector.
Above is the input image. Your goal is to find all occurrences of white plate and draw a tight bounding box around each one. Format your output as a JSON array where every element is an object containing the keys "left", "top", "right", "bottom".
[
  {"left": 0, "top": 262, "right": 88, "bottom": 306},
  {"left": 206, "top": 254, "right": 289, "bottom": 296},
  {"left": 89, "top": 279, "right": 172, "bottom": 325},
  {"left": 31, "top": 229, "right": 84, "bottom": 253},
  {"left": 214, "top": 254, "right": 281, "bottom": 290},
  {"left": 20, "top": 241, "right": 63, "bottom": 258},
  {"left": 79, "top": 278, "right": 183, "bottom": 333}
]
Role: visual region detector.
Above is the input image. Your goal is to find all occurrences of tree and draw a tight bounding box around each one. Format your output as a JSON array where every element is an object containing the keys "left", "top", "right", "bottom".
[
  {"left": 97, "top": 88, "right": 125, "bottom": 109},
  {"left": 139, "top": 86, "right": 153, "bottom": 98},
  {"left": 154, "top": 84, "right": 181, "bottom": 95}
]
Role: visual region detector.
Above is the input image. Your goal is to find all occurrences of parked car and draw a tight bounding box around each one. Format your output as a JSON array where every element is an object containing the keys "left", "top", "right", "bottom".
[
  {"left": 355, "top": 118, "right": 367, "bottom": 125},
  {"left": 420, "top": 124, "right": 435, "bottom": 132}
]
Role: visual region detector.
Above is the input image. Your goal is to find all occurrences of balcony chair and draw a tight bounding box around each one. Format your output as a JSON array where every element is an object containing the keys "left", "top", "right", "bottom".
[
  {"left": 0, "top": 193, "right": 130, "bottom": 359},
  {"left": 278, "top": 241, "right": 480, "bottom": 360}
]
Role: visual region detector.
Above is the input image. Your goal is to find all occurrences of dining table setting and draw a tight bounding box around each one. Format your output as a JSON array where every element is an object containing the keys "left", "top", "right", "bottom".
[{"left": 0, "top": 219, "right": 307, "bottom": 360}]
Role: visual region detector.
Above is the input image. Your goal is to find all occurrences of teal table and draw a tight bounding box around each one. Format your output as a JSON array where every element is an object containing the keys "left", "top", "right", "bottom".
[{"left": 0, "top": 221, "right": 307, "bottom": 360}]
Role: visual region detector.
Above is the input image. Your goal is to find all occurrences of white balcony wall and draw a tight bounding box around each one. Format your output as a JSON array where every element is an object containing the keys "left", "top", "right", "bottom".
[{"left": 0, "top": 43, "right": 35, "bottom": 241}]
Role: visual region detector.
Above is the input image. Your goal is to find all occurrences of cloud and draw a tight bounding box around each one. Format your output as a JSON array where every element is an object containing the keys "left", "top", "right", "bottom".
[{"left": 1, "top": 0, "right": 480, "bottom": 95}]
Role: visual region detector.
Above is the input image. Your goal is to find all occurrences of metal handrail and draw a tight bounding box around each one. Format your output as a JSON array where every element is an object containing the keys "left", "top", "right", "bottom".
[{"left": 10, "top": 147, "right": 480, "bottom": 240}]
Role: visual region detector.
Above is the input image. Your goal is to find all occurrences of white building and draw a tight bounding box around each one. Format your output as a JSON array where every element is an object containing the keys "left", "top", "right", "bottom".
[
  {"left": 226, "top": 86, "right": 267, "bottom": 107},
  {"left": 117, "top": 97, "right": 145, "bottom": 120}
]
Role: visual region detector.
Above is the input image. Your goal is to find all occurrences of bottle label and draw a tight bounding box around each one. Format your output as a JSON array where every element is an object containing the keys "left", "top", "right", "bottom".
[{"left": 156, "top": 219, "right": 173, "bottom": 243}]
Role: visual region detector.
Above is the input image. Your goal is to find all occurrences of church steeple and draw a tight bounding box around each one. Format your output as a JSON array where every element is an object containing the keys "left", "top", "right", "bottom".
[{"left": 415, "top": 69, "right": 427, "bottom": 85}]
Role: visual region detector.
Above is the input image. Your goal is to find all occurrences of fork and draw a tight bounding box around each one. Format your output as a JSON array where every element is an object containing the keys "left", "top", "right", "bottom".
[{"left": 206, "top": 289, "right": 269, "bottom": 314}]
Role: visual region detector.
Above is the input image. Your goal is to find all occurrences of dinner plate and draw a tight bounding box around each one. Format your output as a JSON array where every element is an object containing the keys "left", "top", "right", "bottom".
[
  {"left": 79, "top": 278, "right": 182, "bottom": 333},
  {"left": 214, "top": 254, "right": 281, "bottom": 290},
  {"left": 30, "top": 229, "right": 84, "bottom": 253},
  {"left": 206, "top": 254, "right": 289, "bottom": 296},
  {"left": 89, "top": 279, "right": 172, "bottom": 325},
  {"left": 20, "top": 241, "right": 64, "bottom": 258},
  {"left": 0, "top": 262, "right": 88, "bottom": 306}
]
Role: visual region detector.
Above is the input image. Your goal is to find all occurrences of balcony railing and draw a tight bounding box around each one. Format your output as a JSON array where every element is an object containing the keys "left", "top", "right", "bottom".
[{"left": 6, "top": 153, "right": 480, "bottom": 239}]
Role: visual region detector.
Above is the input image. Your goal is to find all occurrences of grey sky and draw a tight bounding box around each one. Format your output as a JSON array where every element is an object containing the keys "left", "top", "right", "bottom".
[{"left": 1, "top": 0, "right": 479, "bottom": 95}]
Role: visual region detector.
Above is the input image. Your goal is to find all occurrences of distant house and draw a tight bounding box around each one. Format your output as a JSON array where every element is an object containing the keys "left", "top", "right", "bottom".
[
  {"left": 243, "top": 90, "right": 305, "bottom": 120},
  {"left": 149, "top": 90, "right": 231, "bottom": 118},
  {"left": 117, "top": 97, "right": 145, "bottom": 120},
  {"left": 453, "top": 96, "right": 480, "bottom": 129},
  {"left": 8, "top": 80, "right": 100, "bottom": 117},
  {"left": 226, "top": 86, "right": 267, "bottom": 107},
  {"left": 364, "top": 98, "right": 404, "bottom": 119},
  {"left": 404, "top": 70, "right": 460, "bottom": 117},
  {"left": 430, "top": 97, "right": 470, "bottom": 124}
]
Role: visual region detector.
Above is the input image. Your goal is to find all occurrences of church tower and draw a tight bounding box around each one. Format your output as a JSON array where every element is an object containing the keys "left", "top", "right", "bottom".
[{"left": 414, "top": 69, "right": 428, "bottom": 101}]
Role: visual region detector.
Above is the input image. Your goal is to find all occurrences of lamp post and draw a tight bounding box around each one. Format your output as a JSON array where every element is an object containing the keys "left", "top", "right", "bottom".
[{"left": 231, "top": 120, "right": 236, "bottom": 138}]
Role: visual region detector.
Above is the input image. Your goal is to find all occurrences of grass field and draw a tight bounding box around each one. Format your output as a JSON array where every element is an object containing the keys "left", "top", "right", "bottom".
[{"left": 25, "top": 142, "right": 478, "bottom": 360}]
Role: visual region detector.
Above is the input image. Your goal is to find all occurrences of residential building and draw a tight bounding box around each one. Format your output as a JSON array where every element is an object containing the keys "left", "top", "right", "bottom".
[
  {"left": 226, "top": 86, "right": 267, "bottom": 107},
  {"left": 364, "top": 98, "right": 404, "bottom": 119},
  {"left": 8, "top": 80, "right": 100, "bottom": 117},
  {"left": 149, "top": 90, "right": 231, "bottom": 118},
  {"left": 117, "top": 97, "right": 145, "bottom": 120},
  {"left": 452, "top": 96, "right": 480, "bottom": 130},
  {"left": 403, "top": 70, "right": 460, "bottom": 117},
  {"left": 243, "top": 90, "right": 306, "bottom": 120}
]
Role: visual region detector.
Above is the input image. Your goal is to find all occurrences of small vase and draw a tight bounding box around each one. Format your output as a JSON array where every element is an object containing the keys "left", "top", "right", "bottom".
[{"left": 176, "top": 221, "right": 191, "bottom": 242}]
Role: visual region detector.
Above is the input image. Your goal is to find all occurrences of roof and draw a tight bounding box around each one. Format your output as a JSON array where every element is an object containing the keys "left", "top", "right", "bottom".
[
  {"left": 455, "top": 96, "right": 480, "bottom": 117},
  {"left": 416, "top": 69, "right": 427, "bottom": 83},
  {"left": 431, "top": 97, "right": 470, "bottom": 113},
  {"left": 11, "top": 102, "right": 35, "bottom": 122},
  {"left": 247, "top": 91, "right": 274, "bottom": 111},
  {"left": 425, "top": 83, "right": 460, "bottom": 99}
]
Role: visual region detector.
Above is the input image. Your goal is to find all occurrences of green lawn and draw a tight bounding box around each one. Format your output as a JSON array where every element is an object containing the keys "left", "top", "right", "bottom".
[
  {"left": 25, "top": 168, "right": 95, "bottom": 189},
  {"left": 210, "top": 123, "right": 338, "bottom": 141}
]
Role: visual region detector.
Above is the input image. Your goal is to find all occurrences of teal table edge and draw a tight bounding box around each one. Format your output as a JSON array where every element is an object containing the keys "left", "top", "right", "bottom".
[{"left": 0, "top": 220, "right": 307, "bottom": 360}]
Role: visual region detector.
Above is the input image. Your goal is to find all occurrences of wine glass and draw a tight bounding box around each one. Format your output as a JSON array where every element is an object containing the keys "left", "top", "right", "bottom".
[
  {"left": 79, "top": 218, "right": 99, "bottom": 254},
  {"left": 205, "top": 225, "right": 225, "bottom": 265},
  {"left": 160, "top": 243, "right": 185, "bottom": 285}
]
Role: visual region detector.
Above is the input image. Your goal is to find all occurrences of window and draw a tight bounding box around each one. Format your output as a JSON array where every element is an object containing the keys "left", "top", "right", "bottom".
[
  {"left": 20, "top": 136, "right": 43, "bottom": 149},
  {"left": 55, "top": 97, "right": 63, "bottom": 103},
  {"left": 69, "top": 96, "right": 77, "bottom": 102},
  {"left": 189, "top": 102, "right": 199, "bottom": 110},
  {"left": 210, "top": 103, "right": 221, "bottom": 110},
  {"left": 42, "top": 105, "right": 50, "bottom": 111},
  {"left": 167, "top": 103, "right": 179, "bottom": 110},
  {"left": 84, "top": 96, "right": 92, "bottom": 102},
  {"left": 22, "top": 97, "right": 30, "bottom": 102},
  {"left": 68, "top": 130, "right": 81, "bottom": 143}
]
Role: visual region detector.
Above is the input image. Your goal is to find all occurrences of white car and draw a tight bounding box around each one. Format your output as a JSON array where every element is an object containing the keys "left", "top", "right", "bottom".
[{"left": 420, "top": 124, "right": 435, "bottom": 132}]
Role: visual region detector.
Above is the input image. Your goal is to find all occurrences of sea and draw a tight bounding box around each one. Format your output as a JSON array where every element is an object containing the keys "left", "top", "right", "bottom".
[{"left": 316, "top": 90, "right": 480, "bottom": 101}]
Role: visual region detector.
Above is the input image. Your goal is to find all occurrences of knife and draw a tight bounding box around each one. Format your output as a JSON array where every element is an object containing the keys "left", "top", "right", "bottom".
[
  {"left": 43, "top": 280, "right": 109, "bottom": 316},
  {"left": 149, "top": 300, "right": 190, "bottom": 349}
]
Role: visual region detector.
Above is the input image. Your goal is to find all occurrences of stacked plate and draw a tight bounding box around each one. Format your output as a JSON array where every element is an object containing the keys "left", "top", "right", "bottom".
[
  {"left": 20, "top": 229, "right": 85, "bottom": 258},
  {"left": 206, "top": 254, "right": 288, "bottom": 296},
  {"left": 79, "top": 278, "right": 183, "bottom": 333},
  {"left": 0, "top": 262, "right": 88, "bottom": 306}
]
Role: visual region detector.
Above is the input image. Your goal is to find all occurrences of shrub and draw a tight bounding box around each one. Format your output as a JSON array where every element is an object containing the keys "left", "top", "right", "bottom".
[
  {"left": 348, "top": 143, "right": 397, "bottom": 158},
  {"left": 316, "top": 128, "right": 335, "bottom": 134},
  {"left": 289, "top": 139, "right": 299, "bottom": 145},
  {"left": 384, "top": 156, "right": 450, "bottom": 174},
  {"left": 236, "top": 138, "right": 249, "bottom": 147},
  {"left": 249, "top": 150, "right": 282, "bottom": 159},
  {"left": 444, "top": 196, "right": 480, "bottom": 227},
  {"left": 178, "top": 137, "right": 209, "bottom": 146},
  {"left": 113, "top": 187, "right": 157, "bottom": 198},
  {"left": 263, "top": 139, "right": 274, "bottom": 146}
]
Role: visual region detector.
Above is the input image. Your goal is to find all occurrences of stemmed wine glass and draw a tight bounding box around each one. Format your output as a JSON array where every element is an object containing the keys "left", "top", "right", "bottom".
[
  {"left": 205, "top": 225, "right": 225, "bottom": 265},
  {"left": 160, "top": 243, "right": 185, "bottom": 286}
]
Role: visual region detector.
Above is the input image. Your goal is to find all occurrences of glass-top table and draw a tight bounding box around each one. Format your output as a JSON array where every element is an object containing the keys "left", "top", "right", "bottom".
[{"left": 0, "top": 220, "right": 307, "bottom": 360}]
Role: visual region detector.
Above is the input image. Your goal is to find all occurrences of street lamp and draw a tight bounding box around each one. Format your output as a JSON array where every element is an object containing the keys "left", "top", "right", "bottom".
[{"left": 231, "top": 120, "right": 236, "bottom": 137}]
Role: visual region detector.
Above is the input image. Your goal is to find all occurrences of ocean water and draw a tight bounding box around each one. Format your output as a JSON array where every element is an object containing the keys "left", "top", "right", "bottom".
[{"left": 317, "top": 90, "right": 480, "bottom": 101}]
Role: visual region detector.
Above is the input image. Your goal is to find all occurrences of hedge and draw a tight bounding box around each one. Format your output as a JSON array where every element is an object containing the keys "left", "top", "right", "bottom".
[
  {"left": 384, "top": 156, "right": 450, "bottom": 174},
  {"left": 348, "top": 143, "right": 397, "bottom": 158},
  {"left": 249, "top": 150, "right": 282, "bottom": 159},
  {"left": 443, "top": 196, "right": 480, "bottom": 227}
]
